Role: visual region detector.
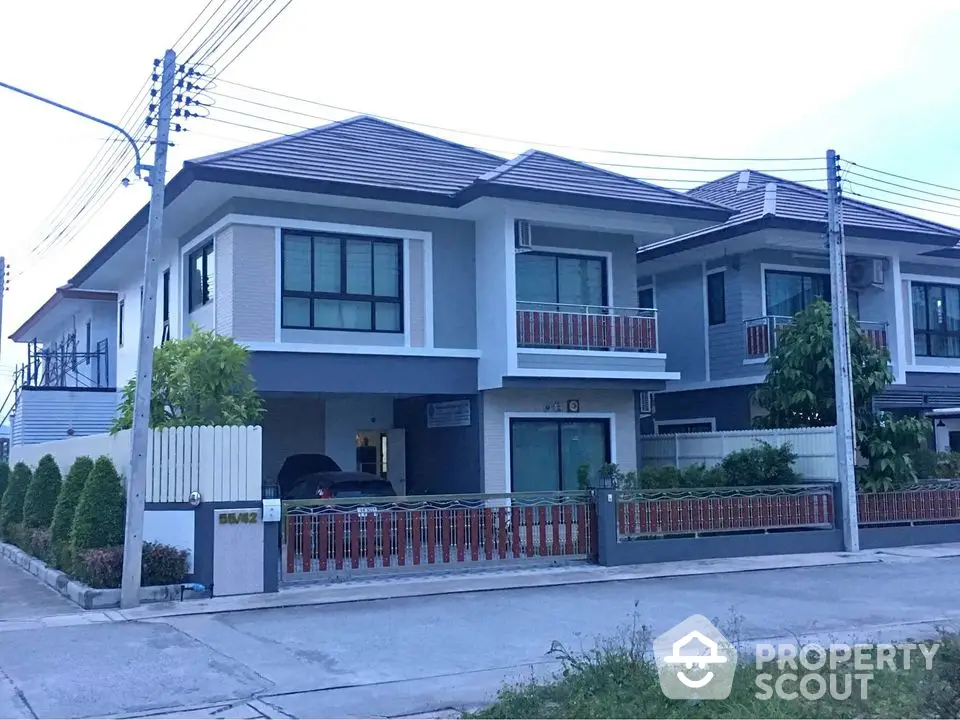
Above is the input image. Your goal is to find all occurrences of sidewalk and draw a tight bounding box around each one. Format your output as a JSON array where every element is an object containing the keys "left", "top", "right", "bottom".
[{"left": 4, "top": 545, "right": 960, "bottom": 718}]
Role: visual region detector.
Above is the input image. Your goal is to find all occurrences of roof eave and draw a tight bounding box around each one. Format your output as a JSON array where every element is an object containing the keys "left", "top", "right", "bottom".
[
  {"left": 9, "top": 288, "right": 117, "bottom": 342},
  {"left": 458, "top": 183, "right": 733, "bottom": 222}
]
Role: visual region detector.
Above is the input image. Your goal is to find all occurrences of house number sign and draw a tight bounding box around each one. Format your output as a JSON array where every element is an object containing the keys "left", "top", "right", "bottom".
[{"left": 218, "top": 511, "right": 259, "bottom": 524}]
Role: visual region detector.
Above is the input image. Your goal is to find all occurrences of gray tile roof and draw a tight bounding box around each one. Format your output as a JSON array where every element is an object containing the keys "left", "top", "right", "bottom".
[
  {"left": 638, "top": 169, "right": 960, "bottom": 261},
  {"left": 472, "top": 150, "right": 731, "bottom": 212},
  {"left": 188, "top": 115, "right": 506, "bottom": 196},
  {"left": 691, "top": 170, "right": 960, "bottom": 239}
]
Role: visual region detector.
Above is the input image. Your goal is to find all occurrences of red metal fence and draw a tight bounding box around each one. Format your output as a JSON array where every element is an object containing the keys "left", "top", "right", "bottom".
[
  {"left": 516, "top": 309, "right": 657, "bottom": 352},
  {"left": 857, "top": 484, "right": 960, "bottom": 525},
  {"left": 616, "top": 484, "right": 835, "bottom": 539},
  {"left": 282, "top": 492, "right": 595, "bottom": 579}
]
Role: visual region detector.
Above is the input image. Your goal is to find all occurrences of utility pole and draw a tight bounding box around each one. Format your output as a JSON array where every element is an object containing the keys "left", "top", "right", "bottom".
[
  {"left": 121, "top": 49, "right": 176, "bottom": 608},
  {"left": 826, "top": 149, "right": 860, "bottom": 553}
]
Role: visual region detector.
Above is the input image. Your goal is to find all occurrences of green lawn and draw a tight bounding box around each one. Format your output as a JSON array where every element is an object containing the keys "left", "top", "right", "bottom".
[{"left": 470, "top": 620, "right": 960, "bottom": 719}]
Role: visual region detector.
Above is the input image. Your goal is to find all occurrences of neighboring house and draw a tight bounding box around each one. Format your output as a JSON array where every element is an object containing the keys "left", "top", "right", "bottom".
[
  {"left": 7, "top": 116, "right": 733, "bottom": 493},
  {"left": 639, "top": 170, "right": 960, "bottom": 448},
  {"left": 7, "top": 286, "right": 118, "bottom": 445}
]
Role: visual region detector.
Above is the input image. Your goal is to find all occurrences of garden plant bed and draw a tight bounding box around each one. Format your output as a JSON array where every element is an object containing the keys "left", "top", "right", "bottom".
[{"left": 0, "top": 541, "right": 204, "bottom": 610}]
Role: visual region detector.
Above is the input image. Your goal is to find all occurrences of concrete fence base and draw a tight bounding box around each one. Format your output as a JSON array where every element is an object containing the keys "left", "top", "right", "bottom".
[{"left": 0, "top": 542, "right": 205, "bottom": 610}]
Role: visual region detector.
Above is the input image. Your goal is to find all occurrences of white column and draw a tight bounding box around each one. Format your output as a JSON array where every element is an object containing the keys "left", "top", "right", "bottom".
[{"left": 889, "top": 255, "right": 907, "bottom": 384}]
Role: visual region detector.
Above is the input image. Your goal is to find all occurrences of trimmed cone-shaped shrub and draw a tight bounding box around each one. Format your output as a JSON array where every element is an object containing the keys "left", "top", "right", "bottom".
[
  {"left": 0, "top": 463, "right": 32, "bottom": 542},
  {"left": 23, "top": 454, "right": 62, "bottom": 529},
  {"left": 51, "top": 456, "right": 93, "bottom": 571},
  {"left": 0, "top": 462, "right": 9, "bottom": 504},
  {"left": 71, "top": 456, "right": 124, "bottom": 554}
]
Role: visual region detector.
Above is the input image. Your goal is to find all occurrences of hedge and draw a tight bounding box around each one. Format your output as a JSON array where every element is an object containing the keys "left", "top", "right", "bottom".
[
  {"left": 23, "top": 454, "right": 62, "bottom": 529},
  {"left": 51, "top": 456, "right": 94, "bottom": 571},
  {"left": 71, "top": 456, "right": 124, "bottom": 554},
  {"left": 0, "top": 463, "right": 32, "bottom": 541}
]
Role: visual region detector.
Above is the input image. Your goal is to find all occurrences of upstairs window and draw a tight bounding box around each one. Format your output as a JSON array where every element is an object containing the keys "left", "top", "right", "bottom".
[
  {"left": 118, "top": 300, "right": 125, "bottom": 347},
  {"left": 188, "top": 242, "right": 214, "bottom": 312},
  {"left": 516, "top": 252, "right": 606, "bottom": 309},
  {"left": 707, "top": 271, "right": 726, "bottom": 325},
  {"left": 281, "top": 232, "right": 403, "bottom": 332},
  {"left": 912, "top": 282, "right": 960, "bottom": 358}
]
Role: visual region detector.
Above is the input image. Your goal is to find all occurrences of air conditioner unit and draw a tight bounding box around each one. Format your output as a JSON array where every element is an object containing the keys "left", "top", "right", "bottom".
[
  {"left": 514, "top": 220, "right": 533, "bottom": 252},
  {"left": 638, "top": 391, "right": 656, "bottom": 415},
  {"left": 846, "top": 258, "right": 884, "bottom": 290}
]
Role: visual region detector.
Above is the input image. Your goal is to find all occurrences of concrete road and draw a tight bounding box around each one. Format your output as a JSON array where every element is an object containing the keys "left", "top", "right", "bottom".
[
  {"left": 0, "top": 554, "right": 77, "bottom": 621},
  {"left": 2, "top": 552, "right": 960, "bottom": 718}
]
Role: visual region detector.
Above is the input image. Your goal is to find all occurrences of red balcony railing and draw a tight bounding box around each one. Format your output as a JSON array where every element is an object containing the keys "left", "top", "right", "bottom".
[
  {"left": 744, "top": 315, "right": 888, "bottom": 360},
  {"left": 516, "top": 303, "right": 658, "bottom": 352}
]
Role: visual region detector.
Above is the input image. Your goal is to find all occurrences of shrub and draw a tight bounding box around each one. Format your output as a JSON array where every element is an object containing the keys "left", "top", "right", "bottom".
[
  {"left": 718, "top": 441, "right": 800, "bottom": 487},
  {"left": 50, "top": 456, "right": 94, "bottom": 571},
  {"left": 23, "top": 454, "right": 62, "bottom": 529},
  {"left": 0, "top": 462, "right": 9, "bottom": 503},
  {"left": 74, "top": 543, "right": 188, "bottom": 589},
  {"left": 0, "top": 463, "right": 32, "bottom": 541},
  {"left": 24, "top": 528, "right": 52, "bottom": 564},
  {"left": 71, "top": 456, "right": 124, "bottom": 555}
]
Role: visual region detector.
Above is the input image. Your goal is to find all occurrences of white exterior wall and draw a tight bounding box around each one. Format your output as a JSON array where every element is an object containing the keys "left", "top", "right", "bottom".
[
  {"left": 475, "top": 213, "right": 512, "bottom": 390},
  {"left": 481, "top": 388, "right": 637, "bottom": 494},
  {"left": 323, "top": 396, "right": 395, "bottom": 473}
]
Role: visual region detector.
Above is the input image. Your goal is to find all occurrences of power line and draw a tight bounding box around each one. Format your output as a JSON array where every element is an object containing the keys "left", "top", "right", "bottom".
[
  {"left": 843, "top": 168, "right": 960, "bottom": 203},
  {"left": 845, "top": 190, "right": 960, "bottom": 218},
  {"left": 171, "top": 0, "right": 219, "bottom": 53},
  {"left": 205, "top": 0, "right": 293, "bottom": 79},
  {"left": 846, "top": 160, "right": 960, "bottom": 195},
  {"left": 213, "top": 77, "right": 822, "bottom": 163},
  {"left": 841, "top": 178, "right": 960, "bottom": 211}
]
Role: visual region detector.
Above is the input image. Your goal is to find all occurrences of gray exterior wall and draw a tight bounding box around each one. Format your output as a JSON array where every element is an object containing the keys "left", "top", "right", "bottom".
[
  {"left": 649, "top": 385, "right": 756, "bottom": 433},
  {"left": 185, "top": 198, "right": 478, "bottom": 350},
  {"left": 706, "top": 259, "right": 746, "bottom": 381},
  {"left": 654, "top": 265, "right": 706, "bottom": 380},
  {"left": 392, "top": 395, "right": 483, "bottom": 495},
  {"left": 260, "top": 395, "right": 325, "bottom": 485},
  {"left": 11, "top": 389, "right": 118, "bottom": 446},
  {"left": 249, "top": 352, "right": 478, "bottom": 395}
]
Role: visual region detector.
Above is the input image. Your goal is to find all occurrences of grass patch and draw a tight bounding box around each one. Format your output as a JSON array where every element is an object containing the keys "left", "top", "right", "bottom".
[{"left": 470, "top": 615, "right": 960, "bottom": 719}]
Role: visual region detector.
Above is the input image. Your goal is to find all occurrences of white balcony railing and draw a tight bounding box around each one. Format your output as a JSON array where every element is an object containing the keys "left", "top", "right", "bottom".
[
  {"left": 744, "top": 315, "right": 888, "bottom": 360},
  {"left": 516, "top": 302, "right": 658, "bottom": 353}
]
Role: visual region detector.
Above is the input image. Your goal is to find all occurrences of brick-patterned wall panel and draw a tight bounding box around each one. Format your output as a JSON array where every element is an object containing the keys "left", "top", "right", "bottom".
[
  {"left": 215, "top": 227, "right": 234, "bottom": 337},
  {"left": 231, "top": 225, "right": 277, "bottom": 342},
  {"left": 408, "top": 238, "right": 426, "bottom": 347}
]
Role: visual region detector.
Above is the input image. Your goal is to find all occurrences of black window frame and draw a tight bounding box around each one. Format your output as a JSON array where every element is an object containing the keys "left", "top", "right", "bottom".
[
  {"left": 655, "top": 421, "right": 714, "bottom": 435},
  {"left": 637, "top": 286, "right": 654, "bottom": 310},
  {"left": 707, "top": 271, "right": 726, "bottom": 325},
  {"left": 118, "top": 300, "right": 125, "bottom": 347},
  {"left": 85, "top": 320, "right": 91, "bottom": 365},
  {"left": 912, "top": 282, "right": 960, "bottom": 358},
  {"left": 280, "top": 230, "right": 404, "bottom": 333},
  {"left": 515, "top": 250, "right": 609, "bottom": 308},
  {"left": 508, "top": 417, "right": 611, "bottom": 492},
  {"left": 188, "top": 242, "right": 214, "bottom": 312}
]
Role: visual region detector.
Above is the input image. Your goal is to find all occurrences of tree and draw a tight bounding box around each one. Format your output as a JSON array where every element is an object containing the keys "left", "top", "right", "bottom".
[
  {"left": 0, "top": 463, "right": 32, "bottom": 540},
  {"left": 754, "top": 299, "right": 930, "bottom": 489},
  {"left": 71, "top": 456, "right": 125, "bottom": 554},
  {"left": 753, "top": 299, "right": 891, "bottom": 433},
  {"left": 23, "top": 454, "right": 62, "bottom": 529},
  {"left": 51, "top": 456, "right": 93, "bottom": 571},
  {"left": 112, "top": 326, "right": 263, "bottom": 432},
  {"left": 0, "top": 462, "right": 9, "bottom": 503}
]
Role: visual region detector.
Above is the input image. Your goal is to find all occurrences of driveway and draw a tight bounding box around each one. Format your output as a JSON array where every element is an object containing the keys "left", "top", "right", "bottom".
[{"left": 0, "top": 554, "right": 77, "bottom": 621}]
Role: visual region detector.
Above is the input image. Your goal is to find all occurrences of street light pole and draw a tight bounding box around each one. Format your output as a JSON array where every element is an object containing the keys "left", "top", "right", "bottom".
[{"left": 121, "top": 49, "right": 176, "bottom": 608}]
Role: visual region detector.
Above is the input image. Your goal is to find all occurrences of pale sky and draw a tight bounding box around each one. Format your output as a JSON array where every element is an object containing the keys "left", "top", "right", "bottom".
[{"left": 2, "top": 0, "right": 959, "bottom": 385}]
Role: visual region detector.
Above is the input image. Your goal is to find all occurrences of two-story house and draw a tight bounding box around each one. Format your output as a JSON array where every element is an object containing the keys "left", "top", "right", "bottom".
[
  {"left": 9, "top": 116, "right": 734, "bottom": 493},
  {"left": 640, "top": 170, "right": 960, "bottom": 448}
]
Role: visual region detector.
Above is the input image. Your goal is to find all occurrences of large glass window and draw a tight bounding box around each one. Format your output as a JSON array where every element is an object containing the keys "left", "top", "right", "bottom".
[
  {"left": 188, "top": 242, "right": 214, "bottom": 312},
  {"left": 912, "top": 282, "right": 960, "bottom": 358},
  {"left": 707, "top": 271, "right": 726, "bottom": 325},
  {"left": 509, "top": 418, "right": 610, "bottom": 492},
  {"left": 516, "top": 252, "right": 606, "bottom": 309},
  {"left": 765, "top": 270, "right": 830, "bottom": 317},
  {"left": 281, "top": 232, "right": 403, "bottom": 332}
]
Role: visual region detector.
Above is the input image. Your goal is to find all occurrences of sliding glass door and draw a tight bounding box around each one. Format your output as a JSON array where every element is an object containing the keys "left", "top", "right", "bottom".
[
  {"left": 510, "top": 418, "right": 610, "bottom": 492},
  {"left": 516, "top": 252, "right": 607, "bottom": 310}
]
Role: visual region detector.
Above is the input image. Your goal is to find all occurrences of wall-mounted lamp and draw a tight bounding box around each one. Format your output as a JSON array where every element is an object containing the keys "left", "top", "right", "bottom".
[{"left": 937, "top": 420, "right": 947, "bottom": 428}]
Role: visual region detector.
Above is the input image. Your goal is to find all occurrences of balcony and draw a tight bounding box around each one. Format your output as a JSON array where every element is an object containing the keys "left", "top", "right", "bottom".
[
  {"left": 14, "top": 339, "right": 112, "bottom": 390},
  {"left": 744, "top": 315, "right": 888, "bottom": 361},
  {"left": 516, "top": 302, "right": 658, "bottom": 353}
]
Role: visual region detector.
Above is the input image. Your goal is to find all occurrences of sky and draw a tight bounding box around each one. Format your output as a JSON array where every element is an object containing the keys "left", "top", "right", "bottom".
[{"left": 1, "top": 0, "right": 959, "bottom": 386}]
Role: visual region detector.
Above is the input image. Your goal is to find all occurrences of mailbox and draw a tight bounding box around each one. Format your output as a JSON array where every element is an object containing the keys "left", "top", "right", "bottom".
[{"left": 262, "top": 497, "right": 282, "bottom": 523}]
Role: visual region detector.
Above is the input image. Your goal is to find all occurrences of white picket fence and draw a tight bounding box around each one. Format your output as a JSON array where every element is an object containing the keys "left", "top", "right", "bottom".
[
  {"left": 639, "top": 426, "right": 837, "bottom": 480},
  {"left": 9, "top": 425, "right": 263, "bottom": 503}
]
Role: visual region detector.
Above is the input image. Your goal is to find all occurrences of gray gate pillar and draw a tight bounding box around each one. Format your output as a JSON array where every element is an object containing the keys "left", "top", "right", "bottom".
[{"left": 592, "top": 487, "right": 620, "bottom": 566}]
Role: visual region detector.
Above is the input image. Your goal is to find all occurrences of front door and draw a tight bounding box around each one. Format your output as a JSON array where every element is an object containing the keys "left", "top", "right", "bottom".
[{"left": 509, "top": 418, "right": 610, "bottom": 492}]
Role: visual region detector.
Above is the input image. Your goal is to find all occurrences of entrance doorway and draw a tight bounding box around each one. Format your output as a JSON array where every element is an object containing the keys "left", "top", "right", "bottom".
[
  {"left": 509, "top": 417, "right": 610, "bottom": 492},
  {"left": 357, "top": 429, "right": 407, "bottom": 495}
]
